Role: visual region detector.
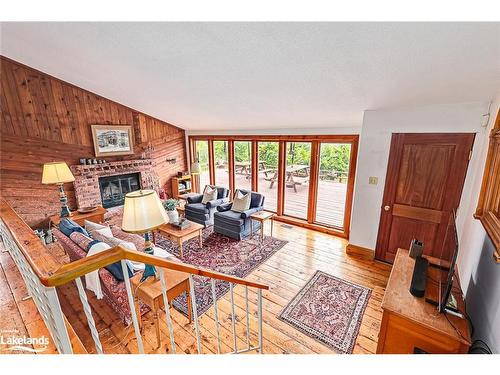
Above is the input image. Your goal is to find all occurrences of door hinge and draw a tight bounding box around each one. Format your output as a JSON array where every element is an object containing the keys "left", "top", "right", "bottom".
[{"left": 468, "top": 149, "right": 473, "bottom": 160}]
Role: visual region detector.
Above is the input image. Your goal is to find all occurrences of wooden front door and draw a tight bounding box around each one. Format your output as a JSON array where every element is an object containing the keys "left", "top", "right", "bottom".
[{"left": 375, "top": 133, "right": 475, "bottom": 263}]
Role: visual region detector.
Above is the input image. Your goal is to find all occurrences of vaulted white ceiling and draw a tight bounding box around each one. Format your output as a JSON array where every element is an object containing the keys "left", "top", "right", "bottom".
[{"left": 1, "top": 22, "right": 499, "bottom": 130}]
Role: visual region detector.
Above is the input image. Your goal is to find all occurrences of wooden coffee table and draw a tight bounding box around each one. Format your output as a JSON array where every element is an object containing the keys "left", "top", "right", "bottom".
[
  {"left": 156, "top": 221, "right": 204, "bottom": 258},
  {"left": 130, "top": 268, "right": 191, "bottom": 349}
]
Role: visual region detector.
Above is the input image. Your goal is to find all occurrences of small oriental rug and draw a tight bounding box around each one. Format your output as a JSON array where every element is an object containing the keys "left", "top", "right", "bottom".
[{"left": 278, "top": 270, "right": 371, "bottom": 354}]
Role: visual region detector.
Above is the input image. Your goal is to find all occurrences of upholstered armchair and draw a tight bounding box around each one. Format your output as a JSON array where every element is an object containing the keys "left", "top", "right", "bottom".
[
  {"left": 185, "top": 185, "right": 230, "bottom": 227},
  {"left": 214, "top": 189, "right": 265, "bottom": 240}
]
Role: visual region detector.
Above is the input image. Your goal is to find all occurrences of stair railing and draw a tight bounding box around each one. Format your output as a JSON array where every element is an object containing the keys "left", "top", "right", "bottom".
[{"left": 0, "top": 200, "right": 267, "bottom": 354}]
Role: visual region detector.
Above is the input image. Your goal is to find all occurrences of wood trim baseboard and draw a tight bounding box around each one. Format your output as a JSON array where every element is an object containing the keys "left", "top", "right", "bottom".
[
  {"left": 346, "top": 243, "right": 375, "bottom": 260},
  {"left": 273, "top": 215, "right": 347, "bottom": 239}
]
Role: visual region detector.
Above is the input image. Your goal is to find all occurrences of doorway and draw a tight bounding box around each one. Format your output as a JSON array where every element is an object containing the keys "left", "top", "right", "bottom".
[{"left": 375, "top": 133, "right": 475, "bottom": 263}]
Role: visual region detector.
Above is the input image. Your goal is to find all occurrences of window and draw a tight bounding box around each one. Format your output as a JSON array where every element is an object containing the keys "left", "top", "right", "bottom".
[
  {"left": 315, "top": 143, "right": 351, "bottom": 229},
  {"left": 234, "top": 141, "right": 252, "bottom": 191},
  {"left": 213, "top": 140, "right": 229, "bottom": 189},
  {"left": 194, "top": 140, "right": 210, "bottom": 191},
  {"left": 188, "top": 135, "right": 358, "bottom": 238},
  {"left": 475, "top": 109, "right": 500, "bottom": 261},
  {"left": 284, "top": 142, "right": 312, "bottom": 219},
  {"left": 257, "top": 141, "right": 279, "bottom": 212}
]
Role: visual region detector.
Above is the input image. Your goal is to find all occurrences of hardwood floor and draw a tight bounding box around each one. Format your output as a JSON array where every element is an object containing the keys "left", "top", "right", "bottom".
[
  {"left": 0, "top": 242, "right": 86, "bottom": 354},
  {"left": 0, "top": 223, "right": 391, "bottom": 354}
]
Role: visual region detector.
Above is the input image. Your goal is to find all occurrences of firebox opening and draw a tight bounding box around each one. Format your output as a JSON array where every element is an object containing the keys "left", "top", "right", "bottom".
[{"left": 99, "top": 173, "right": 141, "bottom": 208}]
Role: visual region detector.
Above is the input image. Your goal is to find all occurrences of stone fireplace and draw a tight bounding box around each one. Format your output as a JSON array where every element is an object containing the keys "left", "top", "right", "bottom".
[{"left": 71, "top": 159, "right": 160, "bottom": 209}]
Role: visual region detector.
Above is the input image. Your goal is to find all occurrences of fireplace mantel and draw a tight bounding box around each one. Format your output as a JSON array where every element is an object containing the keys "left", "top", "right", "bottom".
[{"left": 71, "top": 159, "right": 160, "bottom": 209}]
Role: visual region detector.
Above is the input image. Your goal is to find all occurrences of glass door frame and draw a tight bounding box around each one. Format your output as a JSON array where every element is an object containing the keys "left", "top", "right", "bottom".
[{"left": 188, "top": 135, "right": 358, "bottom": 238}]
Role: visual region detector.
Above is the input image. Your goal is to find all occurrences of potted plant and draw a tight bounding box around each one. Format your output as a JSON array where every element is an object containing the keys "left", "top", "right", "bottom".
[{"left": 163, "top": 198, "right": 179, "bottom": 223}]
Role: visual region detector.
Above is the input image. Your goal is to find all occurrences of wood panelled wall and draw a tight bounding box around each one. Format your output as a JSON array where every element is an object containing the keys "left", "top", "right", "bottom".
[{"left": 0, "top": 56, "right": 187, "bottom": 227}]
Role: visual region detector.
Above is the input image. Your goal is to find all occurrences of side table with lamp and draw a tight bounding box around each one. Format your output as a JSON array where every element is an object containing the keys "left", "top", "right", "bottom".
[
  {"left": 121, "top": 189, "right": 169, "bottom": 282},
  {"left": 121, "top": 189, "right": 193, "bottom": 350}
]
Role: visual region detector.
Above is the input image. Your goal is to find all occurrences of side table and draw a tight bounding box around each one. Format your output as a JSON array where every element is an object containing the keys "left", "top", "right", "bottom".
[
  {"left": 250, "top": 211, "right": 275, "bottom": 242},
  {"left": 130, "top": 268, "right": 192, "bottom": 349}
]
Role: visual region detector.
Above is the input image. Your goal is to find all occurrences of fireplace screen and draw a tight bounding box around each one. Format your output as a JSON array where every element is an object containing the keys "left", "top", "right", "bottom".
[{"left": 99, "top": 173, "right": 140, "bottom": 208}]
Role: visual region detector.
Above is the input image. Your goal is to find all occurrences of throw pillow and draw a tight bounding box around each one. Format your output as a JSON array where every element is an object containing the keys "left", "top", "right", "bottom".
[
  {"left": 91, "top": 230, "right": 115, "bottom": 244},
  {"left": 95, "top": 227, "right": 113, "bottom": 238},
  {"left": 59, "top": 218, "right": 90, "bottom": 237},
  {"left": 69, "top": 232, "right": 94, "bottom": 252},
  {"left": 110, "top": 226, "right": 144, "bottom": 251},
  {"left": 93, "top": 231, "right": 137, "bottom": 252},
  {"left": 231, "top": 190, "right": 251, "bottom": 212},
  {"left": 201, "top": 185, "right": 217, "bottom": 204},
  {"left": 84, "top": 220, "right": 107, "bottom": 235}
]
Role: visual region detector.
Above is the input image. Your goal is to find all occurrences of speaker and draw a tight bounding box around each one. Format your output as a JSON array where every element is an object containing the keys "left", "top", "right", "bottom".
[
  {"left": 410, "top": 256, "right": 428, "bottom": 297},
  {"left": 409, "top": 239, "right": 424, "bottom": 259}
]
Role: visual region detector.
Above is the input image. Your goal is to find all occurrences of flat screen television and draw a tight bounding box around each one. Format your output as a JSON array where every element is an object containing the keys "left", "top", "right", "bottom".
[{"left": 427, "top": 210, "right": 460, "bottom": 313}]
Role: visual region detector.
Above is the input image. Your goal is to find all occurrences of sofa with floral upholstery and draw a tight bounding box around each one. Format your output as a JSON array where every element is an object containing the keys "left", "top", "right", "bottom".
[{"left": 52, "top": 207, "right": 175, "bottom": 325}]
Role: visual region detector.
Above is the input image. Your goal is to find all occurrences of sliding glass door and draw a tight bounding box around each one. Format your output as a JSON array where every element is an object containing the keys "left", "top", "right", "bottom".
[
  {"left": 194, "top": 140, "right": 210, "bottom": 190},
  {"left": 283, "top": 142, "right": 312, "bottom": 219},
  {"left": 189, "top": 135, "right": 357, "bottom": 237},
  {"left": 315, "top": 143, "right": 351, "bottom": 229},
  {"left": 213, "top": 140, "right": 229, "bottom": 189},
  {"left": 234, "top": 141, "right": 252, "bottom": 191},
  {"left": 257, "top": 141, "right": 279, "bottom": 212}
]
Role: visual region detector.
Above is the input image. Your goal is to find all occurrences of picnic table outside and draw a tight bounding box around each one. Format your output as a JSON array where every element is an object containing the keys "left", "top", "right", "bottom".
[
  {"left": 235, "top": 161, "right": 273, "bottom": 179},
  {"left": 266, "top": 164, "right": 310, "bottom": 192}
]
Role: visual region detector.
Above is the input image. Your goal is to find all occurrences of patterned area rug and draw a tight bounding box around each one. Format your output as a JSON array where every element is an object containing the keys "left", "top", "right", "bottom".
[
  {"left": 155, "top": 226, "right": 287, "bottom": 317},
  {"left": 278, "top": 270, "right": 371, "bottom": 354}
]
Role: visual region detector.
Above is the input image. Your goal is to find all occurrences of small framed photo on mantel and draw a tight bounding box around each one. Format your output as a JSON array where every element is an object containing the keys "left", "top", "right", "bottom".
[{"left": 91, "top": 125, "right": 134, "bottom": 157}]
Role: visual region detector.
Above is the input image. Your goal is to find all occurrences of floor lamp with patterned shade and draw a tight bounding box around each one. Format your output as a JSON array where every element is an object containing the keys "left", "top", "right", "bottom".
[
  {"left": 42, "top": 162, "right": 75, "bottom": 218},
  {"left": 121, "top": 190, "right": 168, "bottom": 282}
]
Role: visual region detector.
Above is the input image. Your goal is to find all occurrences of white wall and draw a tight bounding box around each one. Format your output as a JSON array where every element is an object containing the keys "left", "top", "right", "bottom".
[
  {"left": 349, "top": 102, "right": 489, "bottom": 250},
  {"left": 455, "top": 97, "right": 500, "bottom": 353}
]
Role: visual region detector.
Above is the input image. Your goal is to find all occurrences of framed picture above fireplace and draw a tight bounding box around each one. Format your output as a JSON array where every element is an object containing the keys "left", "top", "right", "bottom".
[{"left": 91, "top": 124, "right": 134, "bottom": 157}]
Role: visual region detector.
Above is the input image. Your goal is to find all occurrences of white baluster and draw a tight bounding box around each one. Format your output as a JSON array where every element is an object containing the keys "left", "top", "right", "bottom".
[
  {"left": 158, "top": 268, "right": 176, "bottom": 354},
  {"left": 210, "top": 279, "right": 221, "bottom": 354},
  {"left": 245, "top": 286, "right": 250, "bottom": 349},
  {"left": 45, "top": 287, "right": 73, "bottom": 354},
  {"left": 121, "top": 260, "right": 144, "bottom": 354},
  {"left": 230, "top": 282, "right": 237, "bottom": 353},
  {"left": 75, "top": 277, "right": 103, "bottom": 354},
  {"left": 188, "top": 274, "right": 202, "bottom": 354},
  {"left": 257, "top": 289, "right": 263, "bottom": 354}
]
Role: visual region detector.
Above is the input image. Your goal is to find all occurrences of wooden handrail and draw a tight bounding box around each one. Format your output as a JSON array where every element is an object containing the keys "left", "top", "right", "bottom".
[
  {"left": 0, "top": 199, "right": 269, "bottom": 290},
  {"left": 0, "top": 199, "right": 62, "bottom": 281}
]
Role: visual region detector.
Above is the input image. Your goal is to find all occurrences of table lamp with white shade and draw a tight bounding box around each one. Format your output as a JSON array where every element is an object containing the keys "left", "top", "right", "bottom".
[
  {"left": 42, "top": 162, "right": 75, "bottom": 218},
  {"left": 121, "top": 189, "right": 168, "bottom": 282}
]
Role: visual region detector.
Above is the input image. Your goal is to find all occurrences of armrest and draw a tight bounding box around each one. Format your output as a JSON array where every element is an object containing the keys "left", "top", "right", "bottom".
[
  {"left": 186, "top": 194, "right": 203, "bottom": 204},
  {"left": 217, "top": 202, "right": 233, "bottom": 212},
  {"left": 206, "top": 198, "right": 229, "bottom": 209},
  {"left": 240, "top": 206, "right": 263, "bottom": 219}
]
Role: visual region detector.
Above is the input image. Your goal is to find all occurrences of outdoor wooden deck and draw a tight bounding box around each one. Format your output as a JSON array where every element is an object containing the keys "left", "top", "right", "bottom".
[{"left": 201, "top": 170, "right": 348, "bottom": 228}]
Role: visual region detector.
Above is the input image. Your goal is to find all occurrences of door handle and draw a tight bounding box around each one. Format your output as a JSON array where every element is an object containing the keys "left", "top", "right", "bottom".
[{"left": 384, "top": 205, "right": 391, "bottom": 211}]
